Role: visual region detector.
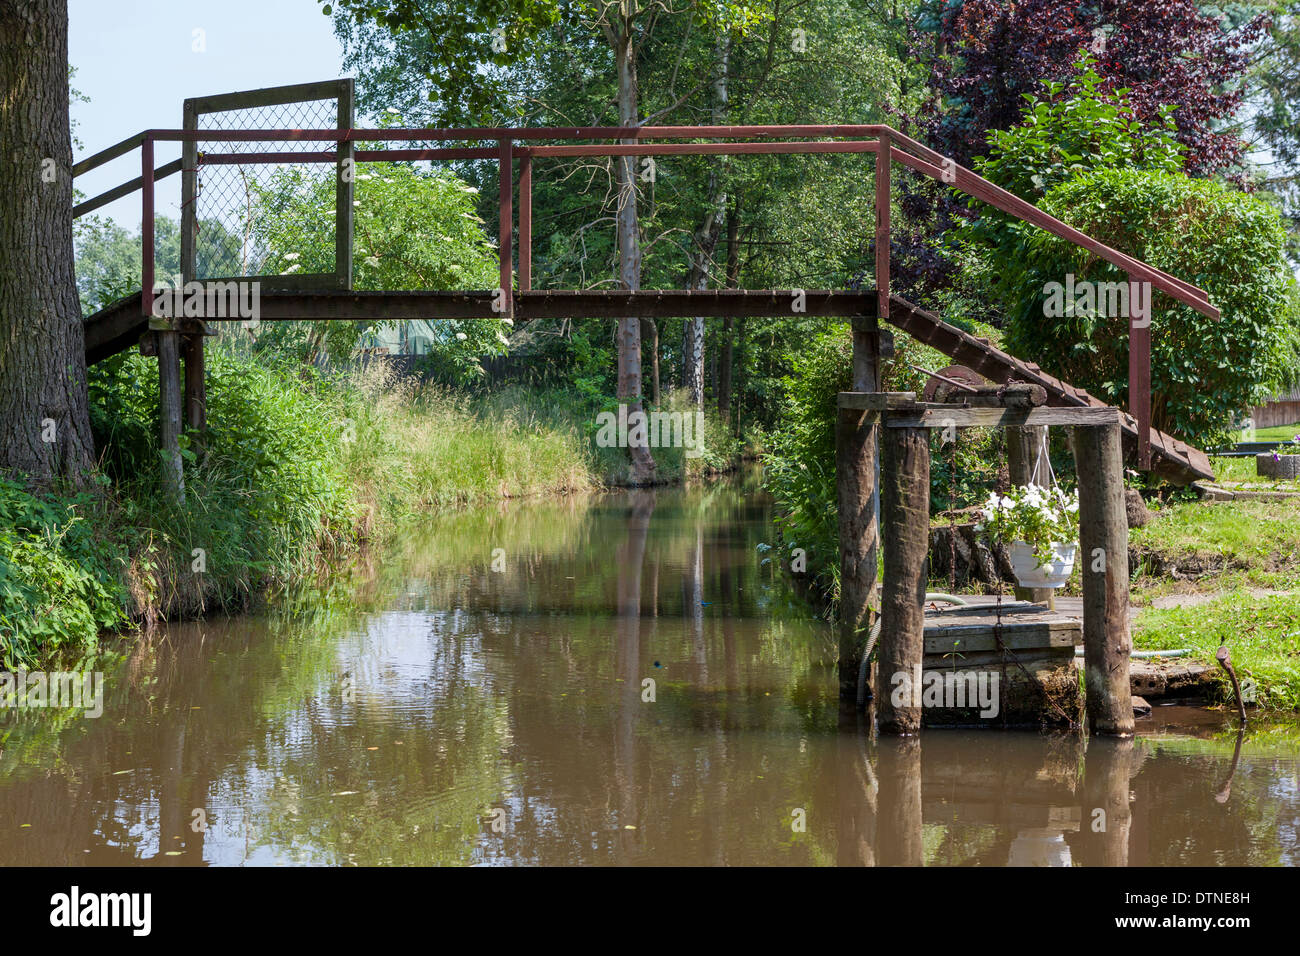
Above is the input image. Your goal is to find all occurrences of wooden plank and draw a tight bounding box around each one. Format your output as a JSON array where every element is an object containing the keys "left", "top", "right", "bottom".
[
  {"left": 884, "top": 406, "right": 1120, "bottom": 429},
  {"left": 336, "top": 79, "right": 354, "bottom": 291},
  {"left": 185, "top": 79, "right": 350, "bottom": 115},
  {"left": 516, "top": 289, "right": 876, "bottom": 319},
  {"left": 923, "top": 624, "right": 1079, "bottom": 655},
  {"left": 837, "top": 391, "right": 917, "bottom": 410}
]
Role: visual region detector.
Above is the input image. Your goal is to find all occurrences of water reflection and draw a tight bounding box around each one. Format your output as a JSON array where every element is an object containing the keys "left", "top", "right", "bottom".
[{"left": 1, "top": 473, "right": 1297, "bottom": 865}]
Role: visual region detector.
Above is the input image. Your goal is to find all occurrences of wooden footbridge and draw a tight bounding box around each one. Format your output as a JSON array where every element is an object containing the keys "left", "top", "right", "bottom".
[{"left": 74, "top": 80, "right": 1222, "bottom": 735}]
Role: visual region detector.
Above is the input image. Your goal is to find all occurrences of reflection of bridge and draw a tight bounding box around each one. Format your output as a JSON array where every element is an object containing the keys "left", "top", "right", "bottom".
[{"left": 75, "top": 79, "right": 1216, "bottom": 488}]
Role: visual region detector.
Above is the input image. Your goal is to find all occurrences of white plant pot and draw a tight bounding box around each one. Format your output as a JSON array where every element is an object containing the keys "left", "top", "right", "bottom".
[{"left": 1008, "top": 541, "right": 1077, "bottom": 589}]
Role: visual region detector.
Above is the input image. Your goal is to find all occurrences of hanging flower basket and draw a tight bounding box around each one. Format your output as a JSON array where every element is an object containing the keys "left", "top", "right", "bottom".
[
  {"left": 976, "top": 484, "right": 1081, "bottom": 590},
  {"left": 1008, "top": 541, "right": 1078, "bottom": 589}
]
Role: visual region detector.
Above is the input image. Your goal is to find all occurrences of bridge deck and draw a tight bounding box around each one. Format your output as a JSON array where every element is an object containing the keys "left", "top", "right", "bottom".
[{"left": 81, "top": 286, "right": 1212, "bottom": 485}]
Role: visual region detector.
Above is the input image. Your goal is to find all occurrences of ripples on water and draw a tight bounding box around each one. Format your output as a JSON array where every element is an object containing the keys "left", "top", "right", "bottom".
[{"left": 2, "top": 473, "right": 1297, "bottom": 865}]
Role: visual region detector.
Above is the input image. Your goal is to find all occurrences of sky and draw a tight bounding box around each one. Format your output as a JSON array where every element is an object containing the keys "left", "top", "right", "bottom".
[{"left": 71, "top": 0, "right": 346, "bottom": 229}]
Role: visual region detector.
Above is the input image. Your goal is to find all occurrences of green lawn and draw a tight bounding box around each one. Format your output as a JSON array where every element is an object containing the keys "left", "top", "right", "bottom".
[
  {"left": 1134, "top": 593, "right": 1300, "bottom": 711},
  {"left": 1238, "top": 421, "right": 1300, "bottom": 442},
  {"left": 1205, "top": 454, "right": 1300, "bottom": 488}
]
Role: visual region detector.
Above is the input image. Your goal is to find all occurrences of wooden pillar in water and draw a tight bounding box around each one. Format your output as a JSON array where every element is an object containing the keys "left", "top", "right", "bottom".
[
  {"left": 1075, "top": 422, "right": 1133, "bottom": 736},
  {"left": 875, "top": 424, "right": 929, "bottom": 734},
  {"left": 1007, "top": 425, "right": 1052, "bottom": 604},
  {"left": 875, "top": 738, "right": 922, "bottom": 865},
  {"left": 836, "top": 315, "right": 880, "bottom": 702}
]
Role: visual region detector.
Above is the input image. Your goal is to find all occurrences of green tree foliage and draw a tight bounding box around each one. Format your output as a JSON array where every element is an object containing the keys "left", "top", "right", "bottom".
[
  {"left": 1001, "top": 169, "right": 1300, "bottom": 444},
  {"left": 950, "top": 61, "right": 1188, "bottom": 317},
  {"left": 249, "top": 161, "right": 509, "bottom": 379},
  {"left": 974, "top": 56, "right": 1185, "bottom": 202}
]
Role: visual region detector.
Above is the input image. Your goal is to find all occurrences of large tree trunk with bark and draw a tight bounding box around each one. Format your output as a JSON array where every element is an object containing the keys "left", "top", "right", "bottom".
[
  {"left": 0, "top": 0, "right": 95, "bottom": 487},
  {"left": 612, "top": 16, "right": 656, "bottom": 483}
]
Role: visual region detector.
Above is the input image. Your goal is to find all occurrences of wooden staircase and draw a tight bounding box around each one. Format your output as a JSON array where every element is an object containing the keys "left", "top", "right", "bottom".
[{"left": 884, "top": 295, "right": 1213, "bottom": 486}]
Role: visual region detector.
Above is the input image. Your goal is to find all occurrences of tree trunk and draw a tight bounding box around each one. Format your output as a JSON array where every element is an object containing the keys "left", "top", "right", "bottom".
[
  {"left": 718, "top": 200, "right": 740, "bottom": 422},
  {"left": 612, "top": 17, "right": 655, "bottom": 482},
  {"left": 682, "top": 34, "right": 730, "bottom": 409},
  {"left": 0, "top": 0, "right": 95, "bottom": 487},
  {"left": 642, "top": 318, "right": 660, "bottom": 405}
]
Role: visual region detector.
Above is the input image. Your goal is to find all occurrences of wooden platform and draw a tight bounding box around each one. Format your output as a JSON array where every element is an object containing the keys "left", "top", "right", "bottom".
[
  {"left": 918, "top": 602, "right": 1083, "bottom": 729},
  {"left": 923, "top": 602, "right": 1081, "bottom": 658}
]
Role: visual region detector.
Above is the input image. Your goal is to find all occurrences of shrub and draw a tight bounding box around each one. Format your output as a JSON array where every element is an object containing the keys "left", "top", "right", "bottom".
[{"left": 999, "top": 168, "right": 1299, "bottom": 447}]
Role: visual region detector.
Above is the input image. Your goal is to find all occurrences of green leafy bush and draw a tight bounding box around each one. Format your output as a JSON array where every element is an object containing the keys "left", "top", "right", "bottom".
[
  {"left": 0, "top": 479, "right": 128, "bottom": 667},
  {"left": 1000, "top": 169, "right": 1299, "bottom": 446}
]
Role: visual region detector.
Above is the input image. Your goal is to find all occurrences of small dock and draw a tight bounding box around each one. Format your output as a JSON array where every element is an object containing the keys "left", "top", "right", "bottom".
[{"left": 918, "top": 602, "right": 1082, "bottom": 728}]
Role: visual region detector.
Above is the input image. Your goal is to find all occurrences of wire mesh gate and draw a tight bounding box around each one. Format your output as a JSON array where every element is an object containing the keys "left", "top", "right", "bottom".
[{"left": 180, "top": 79, "right": 354, "bottom": 290}]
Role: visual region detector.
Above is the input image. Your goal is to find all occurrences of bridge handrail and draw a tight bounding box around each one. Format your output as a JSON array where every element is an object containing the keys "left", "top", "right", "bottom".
[
  {"left": 72, "top": 118, "right": 1219, "bottom": 470},
  {"left": 72, "top": 122, "right": 1216, "bottom": 319}
]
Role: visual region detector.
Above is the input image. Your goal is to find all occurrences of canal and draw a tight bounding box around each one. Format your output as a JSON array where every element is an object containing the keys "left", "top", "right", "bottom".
[{"left": 1, "top": 472, "right": 1297, "bottom": 865}]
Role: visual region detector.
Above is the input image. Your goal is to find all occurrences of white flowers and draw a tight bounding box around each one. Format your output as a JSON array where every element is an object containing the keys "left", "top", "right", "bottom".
[{"left": 977, "top": 483, "right": 1080, "bottom": 566}]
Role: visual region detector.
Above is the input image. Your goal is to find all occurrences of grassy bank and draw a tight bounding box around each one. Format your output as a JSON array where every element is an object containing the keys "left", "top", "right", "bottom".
[
  {"left": 0, "top": 348, "right": 744, "bottom": 668},
  {"left": 1133, "top": 593, "right": 1300, "bottom": 711}
]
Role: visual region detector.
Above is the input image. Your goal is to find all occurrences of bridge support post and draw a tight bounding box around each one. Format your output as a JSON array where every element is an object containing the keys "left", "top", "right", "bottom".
[
  {"left": 157, "top": 326, "right": 186, "bottom": 505},
  {"left": 1075, "top": 422, "right": 1133, "bottom": 736},
  {"left": 837, "top": 315, "right": 880, "bottom": 706},
  {"left": 874, "top": 424, "right": 929, "bottom": 735},
  {"left": 1007, "top": 425, "right": 1053, "bottom": 605},
  {"left": 183, "top": 322, "right": 206, "bottom": 447}
]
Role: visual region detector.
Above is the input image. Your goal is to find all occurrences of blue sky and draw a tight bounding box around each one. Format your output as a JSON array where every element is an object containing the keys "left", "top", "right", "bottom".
[{"left": 71, "top": 0, "right": 345, "bottom": 228}]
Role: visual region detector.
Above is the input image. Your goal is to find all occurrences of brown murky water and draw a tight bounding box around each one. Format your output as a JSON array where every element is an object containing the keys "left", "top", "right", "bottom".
[{"left": 2, "top": 473, "right": 1297, "bottom": 865}]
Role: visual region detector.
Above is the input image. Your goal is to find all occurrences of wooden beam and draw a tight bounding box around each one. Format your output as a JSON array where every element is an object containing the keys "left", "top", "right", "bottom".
[
  {"left": 875, "top": 425, "right": 930, "bottom": 735},
  {"left": 875, "top": 132, "right": 890, "bottom": 320},
  {"left": 838, "top": 314, "right": 880, "bottom": 704},
  {"left": 184, "top": 79, "right": 353, "bottom": 114},
  {"left": 517, "top": 289, "right": 876, "bottom": 319},
  {"left": 1074, "top": 422, "right": 1134, "bottom": 737},
  {"left": 336, "top": 79, "right": 355, "bottom": 291},
  {"left": 157, "top": 330, "right": 186, "bottom": 504},
  {"left": 888, "top": 406, "right": 1119, "bottom": 429},
  {"left": 519, "top": 152, "right": 532, "bottom": 291}
]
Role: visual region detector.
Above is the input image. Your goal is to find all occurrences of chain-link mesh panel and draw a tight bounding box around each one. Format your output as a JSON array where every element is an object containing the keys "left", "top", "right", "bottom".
[{"left": 192, "top": 97, "right": 341, "bottom": 283}]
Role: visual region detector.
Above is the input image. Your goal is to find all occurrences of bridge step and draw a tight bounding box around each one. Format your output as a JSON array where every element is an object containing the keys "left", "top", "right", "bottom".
[{"left": 884, "top": 294, "right": 1213, "bottom": 486}]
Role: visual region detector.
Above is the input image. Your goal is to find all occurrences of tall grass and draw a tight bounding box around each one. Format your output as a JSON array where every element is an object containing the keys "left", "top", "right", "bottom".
[
  {"left": 2, "top": 344, "right": 753, "bottom": 666},
  {"left": 338, "top": 368, "right": 597, "bottom": 525}
]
